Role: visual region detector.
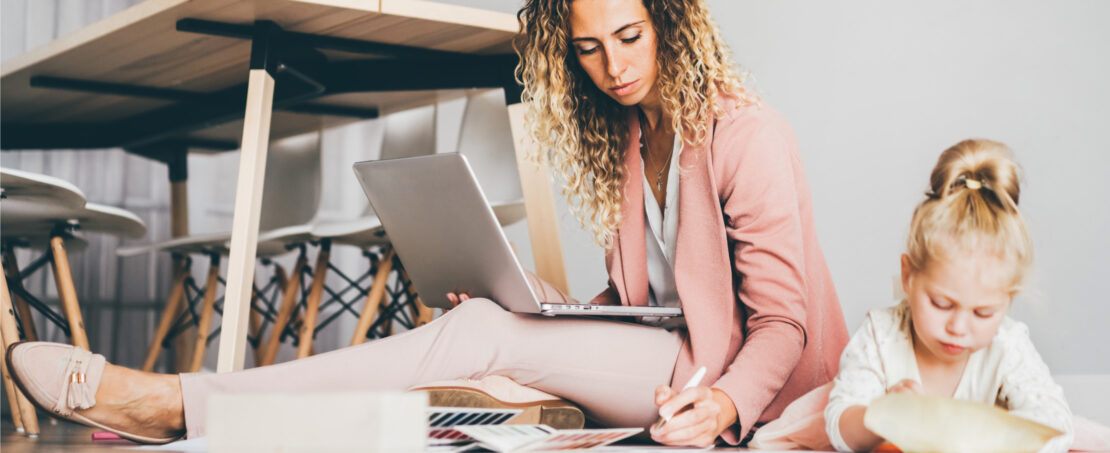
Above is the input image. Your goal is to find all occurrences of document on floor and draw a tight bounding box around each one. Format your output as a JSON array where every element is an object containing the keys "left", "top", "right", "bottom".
[
  {"left": 427, "top": 406, "right": 522, "bottom": 446},
  {"left": 592, "top": 446, "right": 716, "bottom": 452},
  {"left": 128, "top": 437, "right": 207, "bottom": 451},
  {"left": 456, "top": 424, "right": 642, "bottom": 451}
]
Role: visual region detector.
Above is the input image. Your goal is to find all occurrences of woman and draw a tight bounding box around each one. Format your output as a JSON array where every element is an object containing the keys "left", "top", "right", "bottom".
[{"left": 6, "top": 0, "right": 847, "bottom": 446}]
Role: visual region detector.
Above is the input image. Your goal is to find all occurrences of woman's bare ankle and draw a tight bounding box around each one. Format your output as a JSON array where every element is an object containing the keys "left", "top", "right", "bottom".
[
  {"left": 157, "top": 373, "right": 186, "bottom": 432},
  {"left": 84, "top": 364, "right": 185, "bottom": 437},
  {"left": 126, "top": 370, "right": 186, "bottom": 435}
]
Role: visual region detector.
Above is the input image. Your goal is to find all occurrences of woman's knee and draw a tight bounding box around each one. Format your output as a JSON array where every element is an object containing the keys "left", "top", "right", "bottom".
[
  {"left": 437, "top": 299, "right": 523, "bottom": 344},
  {"left": 443, "top": 297, "right": 514, "bottom": 325}
]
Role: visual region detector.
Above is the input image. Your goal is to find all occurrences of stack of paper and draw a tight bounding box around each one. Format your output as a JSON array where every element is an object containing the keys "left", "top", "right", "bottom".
[{"left": 456, "top": 424, "right": 643, "bottom": 451}]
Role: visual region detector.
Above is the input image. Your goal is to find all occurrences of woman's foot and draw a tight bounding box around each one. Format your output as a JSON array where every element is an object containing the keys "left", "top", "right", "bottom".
[
  {"left": 76, "top": 363, "right": 186, "bottom": 440},
  {"left": 6, "top": 342, "right": 185, "bottom": 443}
]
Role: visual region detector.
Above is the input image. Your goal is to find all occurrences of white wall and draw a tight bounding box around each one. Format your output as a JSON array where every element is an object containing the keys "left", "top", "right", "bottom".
[
  {"left": 444, "top": 0, "right": 1110, "bottom": 375},
  {"left": 714, "top": 0, "right": 1110, "bottom": 375}
]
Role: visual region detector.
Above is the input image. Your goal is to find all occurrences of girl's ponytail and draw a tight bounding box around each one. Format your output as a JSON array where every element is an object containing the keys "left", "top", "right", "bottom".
[{"left": 906, "top": 139, "right": 1033, "bottom": 293}]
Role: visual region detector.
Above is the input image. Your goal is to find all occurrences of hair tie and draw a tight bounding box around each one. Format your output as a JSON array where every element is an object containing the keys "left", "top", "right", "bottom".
[{"left": 965, "top": 179, "right": 982, "bottom": 190}]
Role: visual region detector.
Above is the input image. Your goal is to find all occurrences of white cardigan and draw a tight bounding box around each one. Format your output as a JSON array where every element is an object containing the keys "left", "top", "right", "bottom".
[{"left": 824, "top": 302, "right": 1073, "bottom": 452}]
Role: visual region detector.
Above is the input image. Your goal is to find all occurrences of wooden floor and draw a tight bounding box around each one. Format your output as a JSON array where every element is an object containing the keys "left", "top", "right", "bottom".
[
  {"left": 2, "top": 416, "right": 759, "bottom": 451},
  {"left": 1, "top": 417, "right": 187, "bottom": 453}
]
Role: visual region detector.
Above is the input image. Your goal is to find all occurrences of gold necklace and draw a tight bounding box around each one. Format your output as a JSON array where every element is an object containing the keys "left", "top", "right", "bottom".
[
  {"left": 639, "top": 113, "right": 674, "bottom": 192},
  {"left": 642, "top": 139, "right": 673, "bottom": 192}
]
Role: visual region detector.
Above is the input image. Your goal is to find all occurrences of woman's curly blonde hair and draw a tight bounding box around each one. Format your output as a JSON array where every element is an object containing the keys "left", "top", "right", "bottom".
[{"left": 515, "top": 0, "right": 753, "bottom": 248}]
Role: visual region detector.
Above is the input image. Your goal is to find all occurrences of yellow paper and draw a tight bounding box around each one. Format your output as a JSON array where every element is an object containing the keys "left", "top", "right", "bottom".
[{"left": 864, "top": 393, "right": 1063, "bottom": 453}]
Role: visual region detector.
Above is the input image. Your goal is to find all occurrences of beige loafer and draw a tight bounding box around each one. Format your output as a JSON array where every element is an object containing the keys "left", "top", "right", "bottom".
[
  {"left": 6, "top": 341, "right": 182, "bottom": 444},
  {"left": 411, "top": 375, "right": 585, "bottom": 429}
]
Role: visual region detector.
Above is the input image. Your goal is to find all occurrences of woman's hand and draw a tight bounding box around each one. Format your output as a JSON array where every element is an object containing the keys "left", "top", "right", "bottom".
[
  {"left": 886, "top": 379, "right": 922, "bottom": 395},
  {"left": 444, "top": 292, "right": 470, "bottom": 308},
  {"left": 649, "top": 385, "right": 736, "bottom": 447}
]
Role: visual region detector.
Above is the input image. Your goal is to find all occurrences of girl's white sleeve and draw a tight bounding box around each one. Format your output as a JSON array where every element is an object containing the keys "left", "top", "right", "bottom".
[
  {"left": 825, "top": 316, "right": 887, "bottom": 452},
  {"left": 997, "top": 323, "right": 1073, "bottom": 453}
]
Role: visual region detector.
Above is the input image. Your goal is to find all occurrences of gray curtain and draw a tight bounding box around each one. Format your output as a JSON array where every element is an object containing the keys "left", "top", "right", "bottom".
[
  {"left": 2, "top": 0, "right": 169, "bottom": 367},
  {"left": 0, "top": 0, "right": 403, "bottom": 370}
]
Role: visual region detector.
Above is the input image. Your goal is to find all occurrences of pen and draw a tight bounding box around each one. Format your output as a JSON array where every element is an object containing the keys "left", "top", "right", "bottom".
[{"left": 653, "top": 365, "right": 707, "bottom": 430}]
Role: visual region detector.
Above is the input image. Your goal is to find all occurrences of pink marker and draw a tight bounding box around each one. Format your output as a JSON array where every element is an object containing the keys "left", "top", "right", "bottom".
[{"left": 91, "top": 431, "right": 122, "bottom": 441}]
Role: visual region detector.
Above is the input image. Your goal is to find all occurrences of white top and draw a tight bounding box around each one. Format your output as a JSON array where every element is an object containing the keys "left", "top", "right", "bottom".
[
  {"left": 825, "top": 302, "right": 1073, "bottom": 452},
  {"left": 640, "top": 130, "right": 684, "bottom": 328}
]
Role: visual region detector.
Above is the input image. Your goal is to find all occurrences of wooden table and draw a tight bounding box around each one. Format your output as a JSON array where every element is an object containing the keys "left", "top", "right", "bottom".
[{"left": 1, "top": 0, "right": 567, "bottom": 373}]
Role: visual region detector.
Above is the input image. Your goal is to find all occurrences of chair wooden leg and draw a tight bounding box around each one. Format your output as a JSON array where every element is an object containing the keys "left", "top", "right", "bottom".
[
  {"left": 259, "top": 255, "right": 306, "bottom": 366},
  {"left": 170, "top": 302, "right": 197, "bottom": 374},
  {"left": 2, "top": 249, "right": 38, "bottom": 341},
  {"left": 141, "top": 259, "right": 189, "bottom": 372},
  {"left": 380, "top": 254, "right": 401, "bottom": 337},
  {"left": 248, "top": 287, "right": 263, "bottom": 366},
  {"left": 399, "top": 267, "right": 435, "bottom": 327},
  {"left": 49, "top": 235, "right": 89, "bottom": 350},
  {"left": 2, "top": 254, "right": 24, "bottom": 433},
  {"left": 188, "top": 255, "right": 222, "bottom": 372},
  {"left": 349, "top": 248, "right": 394, "bottom": 346},
  {"left": 5, "top": 372, "right": 25, "bottom": 432},
  {"left": 3, "top": 250, "right": 39, "bottom": 341},
  {"left": 251, "top": 264, "right": 285, "bottom": 367},
  {"left": 1, "top": 258, "right": 40, "bottom": 436},
  {"left": 296, "top": 241, "right": 330, "bottom": 359},
  {"left": 9, "top": 291, "right": 37, "bottom": 341},
  {"left": 288, "top": 305, "right": 317, "bottom": 356}
]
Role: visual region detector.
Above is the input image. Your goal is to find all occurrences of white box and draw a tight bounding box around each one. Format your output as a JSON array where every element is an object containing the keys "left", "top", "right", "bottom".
[{"left": 207, "top": 391, "right": 427, "bottom": 452}]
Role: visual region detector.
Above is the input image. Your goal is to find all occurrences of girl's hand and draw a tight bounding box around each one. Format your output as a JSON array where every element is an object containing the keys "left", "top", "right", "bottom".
[
  {"left": 887, "top": 379, "right": 923, "bottom": 395},
  {"left": 445, "top": 292, "right": 470, "bottom": 308},
  {"left": 649, "top": 385, "right": 736, "bottom": 447}
]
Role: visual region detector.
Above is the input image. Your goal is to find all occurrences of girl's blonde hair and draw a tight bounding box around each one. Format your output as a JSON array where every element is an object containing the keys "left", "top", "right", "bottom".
[
  {"left": 515, "top": 0, "right": 752, "bottom": 247},
  {"left": 905, "top": 139, "right": 1033, "bottom": 293}
]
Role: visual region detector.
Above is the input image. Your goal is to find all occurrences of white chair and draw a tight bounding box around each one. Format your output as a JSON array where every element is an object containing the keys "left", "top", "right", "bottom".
[
  {"left": 453, "top": 88, "right": 527, "bottom": 226},
  {"left": 249, "top": 105, "right": 443, "bottom": 365},
  {"left": 305, "top": 103, "right": 440, "bottom": 349},
  {"left": 0, "top": 167, "right": 87, "bottom": 215},
  {"left": 311, "top": 89, "right": 528, "bottom": 348},
  {"left": 1, "top": 167, "right": 147, "bottom": 348},
  {"left": 402, "top": 90, "right": 580, "bottom": 427},
  {"left": 1, "top": 167, "right": 146, "bottom": 436},
  {"left": 117, "top": 131, "right": 323, "bottom": 372}
]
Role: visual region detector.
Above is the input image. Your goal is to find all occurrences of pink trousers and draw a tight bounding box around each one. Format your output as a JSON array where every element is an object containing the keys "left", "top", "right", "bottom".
[{"left": 179, "top": 298, "right": 685, "bottom": 438}]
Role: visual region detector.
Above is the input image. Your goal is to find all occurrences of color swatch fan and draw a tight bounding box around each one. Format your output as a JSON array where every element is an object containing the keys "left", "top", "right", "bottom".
[
  {"left": 456, "top": 424, "right": 642, "bottom": 451},
  {"left": 427, "top": 407, "right": 521, "bottom": 445}
]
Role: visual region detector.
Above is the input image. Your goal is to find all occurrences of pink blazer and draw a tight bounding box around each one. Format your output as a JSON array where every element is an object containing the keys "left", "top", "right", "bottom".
[{"left": 593, "top": 99, "right": 849, "bottom": 443}]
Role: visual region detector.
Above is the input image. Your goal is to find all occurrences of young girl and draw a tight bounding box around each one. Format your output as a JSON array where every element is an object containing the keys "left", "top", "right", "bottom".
[{"left": 825, "top": 139, "right": 1073, "bottom": 452}]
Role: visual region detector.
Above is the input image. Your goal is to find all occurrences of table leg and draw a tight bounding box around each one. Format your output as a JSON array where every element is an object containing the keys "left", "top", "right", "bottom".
[
  {"left": 167, "top": 154, "right": 199, "bottom": 372},
  {"left": 215, "top": 65, "right": 276, "bottom": 373},
  {"left": 506, "top": 103, "right": 568, "bottom": 294}
]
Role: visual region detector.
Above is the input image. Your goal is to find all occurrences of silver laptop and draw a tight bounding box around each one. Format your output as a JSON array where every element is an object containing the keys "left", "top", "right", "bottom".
[{"left": 352, "top": 153, "right": 682, "bottom": 318}]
